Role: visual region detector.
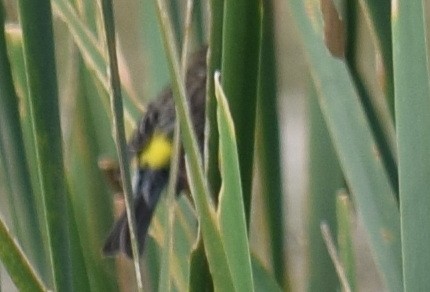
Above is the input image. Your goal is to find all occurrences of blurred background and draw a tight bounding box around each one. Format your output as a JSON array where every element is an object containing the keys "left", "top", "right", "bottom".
[{"left": 3, "top": 0, "right": 422, "bottom": 290}]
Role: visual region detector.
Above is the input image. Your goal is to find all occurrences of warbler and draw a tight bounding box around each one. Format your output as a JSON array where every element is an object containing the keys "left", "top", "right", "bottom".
[{"left": 103, "top": 48, "right": 207, "bottom": 257}]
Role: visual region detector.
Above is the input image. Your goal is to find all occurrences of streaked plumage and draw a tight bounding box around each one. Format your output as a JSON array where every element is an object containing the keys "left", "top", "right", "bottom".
[{"left": 103, "top": 48, "right": 207, "bottom": 257}]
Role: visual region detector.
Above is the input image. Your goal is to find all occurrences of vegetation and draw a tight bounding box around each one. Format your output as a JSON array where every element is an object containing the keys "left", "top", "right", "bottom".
[{"left": 0, "top": 0, "right": 429, "bottom": 291}]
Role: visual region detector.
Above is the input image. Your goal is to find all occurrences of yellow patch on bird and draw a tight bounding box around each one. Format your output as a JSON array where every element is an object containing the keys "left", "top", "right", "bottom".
[{"left": 138, "top": 133, "right": 172, "bottom": 169}]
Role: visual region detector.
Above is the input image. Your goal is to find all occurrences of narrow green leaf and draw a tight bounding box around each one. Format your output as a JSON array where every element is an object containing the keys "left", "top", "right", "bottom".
[
  {"left": 5, "top": 25, "right": 53, "bottom": 285},
  {"left": 345, "top": 0, "right": 398, "bottom": 196},
  {"left": 205, "top": 0, "right": 224, "bottom": 197},
  {"left": 0, "top": 217, "right": 46, "bottom": 292},
  {"left": 171, "top": 202, "right": 195, "bottom": 291},
  {"left": 158, "top": 197, "right": 174, "bottom": 292},
  {"left": 52, "top": 0, "right": 142, "bottom": 121},
  {"left": 192, "top": 0, "right": 205, "bottom": 45},
  {"left": 392, "top": 1, "right": 430, "bottom": 290},
  {"left": 67, "top": 62, "right": 118, "bottom": 292},
  {"left": 74, "top": 0, "right": 99, "bottom": 32},
  {"left": 215, "top": 72, "right": 254, "bottom": 291},
  {"left": 307, "top": 87, "right": 342, "bottom": 292},
  {"left": 0, "top": 7, "right": 47, "bottom": 279},
  {"left": 154, "top": 1, "right": 234, "bottom": 290},
  {"left": 16, "top": 0, "right": 75, "bottom": 289},
  {"left": 0, "top": 144, "right": 13, "bottom": 224},
  {"left": 138, "top": 0, "right": 169, "bottom": 100},
  {"left": 288, "top": 2, "right": 402, "bottom": 291},
  {"left": 99, "top": 0, "right": 143, "bottom": 289},
  {"left": 251, "top": 255, "right": 282, "bottom": 292},
  {"left": 336, "top": 192, "right": 356, "bottom": 292},
  {"left": 183, "top": 98, "right": 236, "bottom": 291},
  {"left": 53, "top": 0, "right": 105, "bottom": 74},
  {"left": 158, "top": 123, "right": 181, "bottom": 292},
  {"left": 150, "top": 196, "right": 198, "bottom": 291},
  {"left": 320, "top": 222, "right": 352, "bottom": 292},
  {"left": 257, "top": 0, "right": 286, "bottom": 287},
  {"left": 82, "top": 71, "right": 117, "bottom": 156},
  {"left": 221, "top": 0, "right": 261, "bottom": 223},
  {"left": 167, "top": 0, "right": 183, "bottom": 47},
  {"left": 65, "top": 196, "right": 92, "bottom": 292},
  {"left": 145, "top": 237, "right": 161, "bottom": 291},
  {"left": 358, "top": 0, "right": 394, "bottom": 115},
  {"left": 159, "top": 27, "right": 192, "bottom": 290},
  {"left": 188, "top": 236, "right": 212, "bottom": 292}
]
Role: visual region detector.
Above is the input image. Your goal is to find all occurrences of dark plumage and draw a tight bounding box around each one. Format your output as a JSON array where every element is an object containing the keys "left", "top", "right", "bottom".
[{"left": 103, "top": 48, "right": 207, "bottom": 257}]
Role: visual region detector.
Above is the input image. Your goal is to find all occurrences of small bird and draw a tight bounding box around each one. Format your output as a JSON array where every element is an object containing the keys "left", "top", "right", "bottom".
[{"left": 103, "top": 47, "right": 207, "bottom": 257}]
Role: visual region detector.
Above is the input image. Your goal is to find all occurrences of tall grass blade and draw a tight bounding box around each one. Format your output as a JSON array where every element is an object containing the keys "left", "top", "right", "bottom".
[
  {"left": 67, "top": 62, "right": 119, "bottom": 291},
  {"left": 159, "top": 10, "right": 194, "bottom": 290},
  {"left": 205, "top": 0, "right": 223, "bottom": 197},
  {"left": 336, "top": 192, "right": 356, "bottom": 292},
  {"left": 288, "top": 1, "right": 402, "bottom": 290},
  {"left": 320, "top": 222, "right": 352, "bottom": 292},
  {"left": 358, "top": 0, "right": 394, "bottom": 115},
  {"left": 257, "top": 0, "right": 286, "bottom": 287},
  {"left": 158, "top": 122, "right": 180, "bottom": 292},
  {"left": 0, "top": 8, "right": 47, "bottom": 279},
  {"left": 345, "top": 0, "right": 398, "bottom": 196},
  {"left": 251, "top": 256, "right": 282, "bottom": 292},
  {"left": 99, "top": 0, "right": 143, "bottom": 289},
  {"left": 215, "top": 72, "right": 254, "bottom": 291},
  {"left": 154, "top": 1, "right": 234, "bottom": 289},
  {"left": 221, "top": 0, "right": 261, "bottom": 222},
  {"left": 16, "top": 0, "right": 76, "bottom": 289},
  {"left": 151, "top": 197, "right": 198, "bottom": 291},
  {"left": 138, "top": 0, "right": 169, "bottom": 99},
  {"left": 307, "top": 88, "right": 342, "bottom": 292},
  {"left": 4, "top": 26, "right": 54, "bottom": 284},
  {"left": 52, "top": 0, "right": 141, "bottom": 121},
  {"left": 188, "top": 236, "right": 212, "bottom": 291},
  {"left": 64, "top": 196, "right": 92, "bottom": 292},
  {"left": 392, "top": 1, "right": 430, "bottom": 290},
  {"left": 0, "top": 217, "right": 46, "bottom": 292}
]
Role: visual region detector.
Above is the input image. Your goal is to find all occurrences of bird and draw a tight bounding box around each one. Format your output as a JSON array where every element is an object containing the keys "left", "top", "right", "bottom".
[{"left": 103, "top": 47, "right": 207, "bottom": 257}]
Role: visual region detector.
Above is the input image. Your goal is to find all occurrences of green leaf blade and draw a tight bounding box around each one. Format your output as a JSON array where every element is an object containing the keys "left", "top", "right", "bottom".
[
  {"left": 251, "top": 255, "right": 282, "bottom": 292},
  {"left": 336, "top": 192, "right": 356, "bottom": 292},
  {"left": 154, "top": 2, "right": 235, "bottom": 290},
  {"left": 307, "top": 88, "right": 342, "bottom": 292},
  {"left": 16, "top": 0, "right": 79, "bottom": 289},
  {"left": 288, "top": 1, "right": 402, "bottom": 291},
  {"left": 0, "top": 8, "right": 48, "bottom": 280},
  {"left": 0, "top": 217, "right": 46, "bottom": 292},
  {"left": 392, "top": 1, "right": 430, "bottom": 291},
  {"left": 221, "top": 0, "right": 261, "bottom": 223},
  {"left": 215, "top": 73, "right": 254, "bottom": 292}
]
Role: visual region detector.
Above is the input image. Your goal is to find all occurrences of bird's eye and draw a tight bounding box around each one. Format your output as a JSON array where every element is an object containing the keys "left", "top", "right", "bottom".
[
  {"left": 144, "top": 116, "right": 151, "bottom": 133},
  {"left": 151, "top": 111, "right": 159, "bottom": 124}
]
